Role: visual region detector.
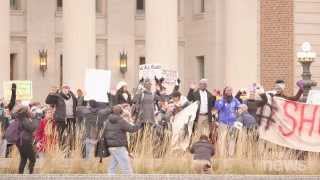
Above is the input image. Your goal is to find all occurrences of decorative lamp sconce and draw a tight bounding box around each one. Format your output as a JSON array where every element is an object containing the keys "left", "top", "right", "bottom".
[
  {"left": 120, "top": 50, "right": 128, "bottom": 74},
  {"left": 39, "top": 49, "right": 48, "bottom": 76}
]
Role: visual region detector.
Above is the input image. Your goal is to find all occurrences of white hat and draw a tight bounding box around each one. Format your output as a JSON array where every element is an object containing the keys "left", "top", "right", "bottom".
[{"left": 116, "top": 81, "right": 128, "bottom": 91}]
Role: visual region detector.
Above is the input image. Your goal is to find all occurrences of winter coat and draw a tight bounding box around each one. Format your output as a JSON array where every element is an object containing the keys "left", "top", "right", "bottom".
[
  {"left": 132, "top": 91, "right": 158, "bottom": 124},
  {"left": 236, "top": 112, "right": 257, "bottom": 129},
  {"left": 246, "top": 93, "right": 268, "bottom": 119},
  {"left": 45, "top": 92, "right": 77, "bottom": 122},
  {"left": 16, "top": 112, "right": 37, "bottom": 143},
  {"left": 190, "top": 140, "right": 215, "bottom": 161},
  {"left": 215, "top": 97, "right": 241, "bottom": 126},
  {"left": 187, "top": 89, "right": 216, "bottom": 122},
  {"left": 114, "top": 90, "right": 132, "bottom": 105},
  {"left": 103, "top": 114, "right": 142, "bottom": 147},
  {"left": 76, "top": 106, "right": 100, "bottom": 139}
]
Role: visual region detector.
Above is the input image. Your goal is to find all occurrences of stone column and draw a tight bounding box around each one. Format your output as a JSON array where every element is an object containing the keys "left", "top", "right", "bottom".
[
  {"left": 64, "top": 0, "right": 96, "bottom": 90},
  {"left": 225, "top": 0, "right": 259, "bottom": 90},
  {"left": 145, "top": 0, "right": 178, "bottom": 70},
  {"left": 0, "top": 0, "right": 10, "bottom": 97}
]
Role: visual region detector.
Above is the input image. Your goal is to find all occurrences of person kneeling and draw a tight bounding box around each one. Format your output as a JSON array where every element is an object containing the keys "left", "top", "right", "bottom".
[{"left": 190, "top": 135, "right": 215, "bottom": 174}]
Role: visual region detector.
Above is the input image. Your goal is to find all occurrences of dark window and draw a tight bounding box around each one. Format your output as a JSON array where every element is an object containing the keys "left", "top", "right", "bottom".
[
  {"left": 10, "top": 0, "right": 18, "bottom": 10},
  {"left": 10, "top": 54, "right": 16, "bottom": 80},
  {"left": 139, "top": 57, "right": 146, "bottom": 65},
  {"left": 137, "top": 0, "right": 144, "bottom": 11},
  {"left": 57, "top": 0, "right": 63, "bottom": 10},
  {"left": 197, "top": 56, "right": 205, "bottom": 79},
  {"left": 200, "top": 0, "right": 205, "bottom": 13},
  {"left": 96, "top": 0, "right": 102, "bottom": 14},
  {"left": 60, "top": 55, "right": 63, "bottom": 87}
]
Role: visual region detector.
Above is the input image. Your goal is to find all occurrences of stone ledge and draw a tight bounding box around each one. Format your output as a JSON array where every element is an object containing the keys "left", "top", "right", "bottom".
[{"left": 0, "top": 175, "right": 320, "bottom": 180}]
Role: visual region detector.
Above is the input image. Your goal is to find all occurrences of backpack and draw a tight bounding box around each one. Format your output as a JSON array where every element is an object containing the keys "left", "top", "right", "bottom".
[{"left": 5, "top": 119, "right": 22, "bottom": 145}]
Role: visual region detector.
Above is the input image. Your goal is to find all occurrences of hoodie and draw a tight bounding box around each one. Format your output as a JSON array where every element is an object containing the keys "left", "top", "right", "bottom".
[{"left": 103, "top": 114, "right": 142, "bottom": 147}]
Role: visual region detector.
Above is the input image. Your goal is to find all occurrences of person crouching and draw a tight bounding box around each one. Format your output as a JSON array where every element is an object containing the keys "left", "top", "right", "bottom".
[{"left": 190, "top": 135, "right": 215, "bottom": 174}]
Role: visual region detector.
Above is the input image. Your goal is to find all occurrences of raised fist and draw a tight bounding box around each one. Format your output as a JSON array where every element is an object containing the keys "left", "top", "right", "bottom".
[
  {"left": 296, "top": 80, "right": 304, "bottom": 90},
  {"left": 12, "top": 83, "right": 17, "bottom": 90}
]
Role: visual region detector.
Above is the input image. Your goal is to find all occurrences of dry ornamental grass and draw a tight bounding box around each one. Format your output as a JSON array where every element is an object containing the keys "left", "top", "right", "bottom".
[{"left": 0, "top": 122, "right": 319, "bottom": 174}]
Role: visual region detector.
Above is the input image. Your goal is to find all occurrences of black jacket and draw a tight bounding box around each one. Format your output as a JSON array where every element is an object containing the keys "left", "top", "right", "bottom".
[
  {"left": 45, "top": 92, "right": 77, "bottom": 122},
  {"left": 114, "top": 90, "right": 132, "bottom": 105},
  {"left": 275, "top": 89, "right": 303, "bottom": 101},
  {"left": 103, "top": 114, "right": 142, "bottom": 147},
  {"left": 187, "top": 89, "right": 216, "bottom": 122},
  {"left": 190, "top": 140, "right": 215, "bottom": 161},
  {"left": 16, "top": 112, "right": 37, "bottom": 143},
  {"left": 247, "top": 93, "right": 268, "bottom": 118}
]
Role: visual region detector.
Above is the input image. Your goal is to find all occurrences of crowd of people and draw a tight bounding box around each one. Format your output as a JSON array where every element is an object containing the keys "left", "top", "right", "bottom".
[{"left": 0, "top": 77, "right": 305, "bottom": 174}]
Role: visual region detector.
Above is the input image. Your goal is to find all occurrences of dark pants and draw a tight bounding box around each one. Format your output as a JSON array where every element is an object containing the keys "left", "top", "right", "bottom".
[
  {"left": 17, "top": 141, "right": 36, "bottom": 174},
  {"left": 56, "top": 118, "right": 76, "bottom": 150}
]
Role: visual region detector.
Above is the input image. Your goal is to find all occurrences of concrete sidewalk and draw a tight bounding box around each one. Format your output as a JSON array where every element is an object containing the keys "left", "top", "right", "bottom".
[{"left": 0, "top": 175, "right": 320, "bottom": 180}]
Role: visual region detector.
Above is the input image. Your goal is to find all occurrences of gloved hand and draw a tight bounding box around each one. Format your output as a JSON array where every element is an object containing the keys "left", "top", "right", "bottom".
[
  {"left": 177, "top": 78, "right": 181, "bottom": 85},
  {"left": 12, "top": 83, "right": 17, "bottom": 91},
  {"left": 255, "top": 85, "right": 265, "bottom": 95},
  {"left": 296, "top": 80, "right": 304, "bottom": 90}
]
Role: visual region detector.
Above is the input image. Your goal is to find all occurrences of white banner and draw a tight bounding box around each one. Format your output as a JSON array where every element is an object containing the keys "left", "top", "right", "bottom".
[
  {"left": 171, "top": 101, "right": 199, "bottom": 151},
  {"left": 84, "top": 69, "right": 111, "bottom": 103},
  {"left": 259, "top": 97, "right": 320, "bottom": 152},
  {"left": 161, "top": 69, "right": 178, "bottom": 94},
  {"left": 307, "top": 90, "right": 320, "bottom": 105}
]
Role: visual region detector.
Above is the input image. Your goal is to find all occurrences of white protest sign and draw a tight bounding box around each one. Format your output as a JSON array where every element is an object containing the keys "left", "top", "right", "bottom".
[
  {"left": 162, "top": 69, "right": 178, "bottom": 94},
  {"left": 307, "top": 90, "right": 320, "bottom": 105},
  {"left": 138, "top": 64, "right": 162, "bottom": 80},
  {"left": 139, "top": 64, "right": 162, "bottom": 92},
  {"left": 84, "top": 69, "right": 111, "bottom": 103},
  {"left": 171, "top": 101, "right": 199, "bottom": 151}
]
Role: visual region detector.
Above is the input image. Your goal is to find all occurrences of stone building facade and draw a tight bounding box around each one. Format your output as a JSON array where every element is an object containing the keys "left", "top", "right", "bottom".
[{"left": 0, "top": 0, "right": 319, "bottom": 101}]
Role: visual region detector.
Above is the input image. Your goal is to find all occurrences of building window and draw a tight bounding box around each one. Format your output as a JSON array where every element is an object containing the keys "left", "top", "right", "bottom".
[
  {"left": 10, "top": 54, "right": 17, "bottom": 80},
  {"left": 10, "top": 0, "right": 20, "bottom": 10},
  {"left": 197, "top": 56, "right": 205, "bottom": 79},
  {"left": 178, "top": 0, "right": 181, "bottom": 17},
  {"left": 96, "top": 0, "right": 103, "bottom": 14},
  {"left": 139, "top": 57, "right": 146, "bottom": 65},
  {"left": 200, "top": 0, "right": 205, "bottom": 13},
  {"left": 57, "top": 0, "right": 63, "bottom": 11},
  {"left": 60, "top": 55, "right": 63, "bottom": 87},
  {"left": 136, "top": 0, "right": 145, "bottom": 14}
]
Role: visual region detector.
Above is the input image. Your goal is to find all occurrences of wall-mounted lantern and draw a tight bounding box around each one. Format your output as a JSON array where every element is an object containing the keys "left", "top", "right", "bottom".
[
  {"left": 39, "top": 49, "right": 48, "bottom": 76},
  {"left": 120, "top": 50, "right": 128, "bottom": 74}
]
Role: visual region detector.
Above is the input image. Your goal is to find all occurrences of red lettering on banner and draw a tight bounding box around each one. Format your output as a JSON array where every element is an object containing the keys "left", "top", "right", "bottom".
[
  {"left": 299, "top": 105, "right": 318, "bottom": 136},
  {"left": 279, "top": 101, "right": 298, "bottom": 137}
]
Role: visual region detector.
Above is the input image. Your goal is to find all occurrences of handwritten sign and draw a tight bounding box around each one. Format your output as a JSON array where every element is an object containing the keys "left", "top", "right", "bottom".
[
  {"left": 3, "top": 81, "right": 33, "bottom": 101},
  {"left": 259, "top": 97, "right": 320, "bottom": 152}
]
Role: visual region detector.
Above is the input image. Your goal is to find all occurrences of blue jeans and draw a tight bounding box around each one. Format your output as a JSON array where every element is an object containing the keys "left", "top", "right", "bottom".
[
  {"left": 85, "top": 138, "right": 97, "bottom": 159},
  {"left": 108, "top": 147, "right": 133, "bottom": 174}
]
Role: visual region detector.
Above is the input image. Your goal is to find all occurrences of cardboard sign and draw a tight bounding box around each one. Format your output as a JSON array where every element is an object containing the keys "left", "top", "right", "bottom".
[
  {"left": 162, "top": 69, "right": 178, "bottom": 94},
  {"left": 307, "top": 90, "right": 320, "bottom": 105},
  {"left": 84, "top": 69, "right": 111, "bottom": 103},
  {"left": 3, "top": 81, "right": 33, "bottom": 101},
  {"left": 138, "top": 64, "right": 162, "bottom": 80},
  {"left": 138, "top": 64, "right": 178, "bottom": 93},
  {"left": 259, "top": 97, "right": 320, "bottom": 152}
]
